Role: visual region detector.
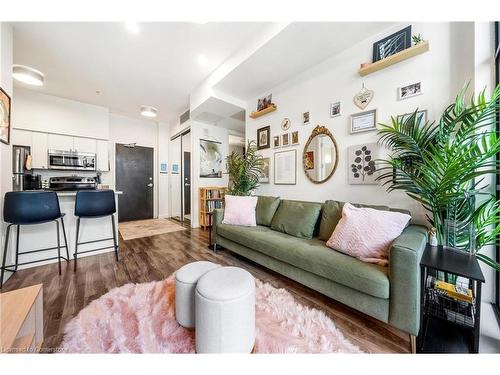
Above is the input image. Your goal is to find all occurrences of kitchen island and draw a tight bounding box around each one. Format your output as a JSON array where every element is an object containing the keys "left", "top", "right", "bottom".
[{"left": 5, "top": 191, "right": 123, "bottom": 271}]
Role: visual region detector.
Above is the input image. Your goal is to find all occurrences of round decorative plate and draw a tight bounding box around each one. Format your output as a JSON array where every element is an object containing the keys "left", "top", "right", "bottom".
[{"left": 281, "top": 118, "right": 291, "bottom": 131}]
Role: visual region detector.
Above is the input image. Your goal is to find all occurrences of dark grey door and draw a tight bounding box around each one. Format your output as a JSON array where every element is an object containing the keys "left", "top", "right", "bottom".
[
  {"left": 183, "top": 151, "right": 191, "bottom": 217},
  {"left": 116, "top": 144, "right": 154, "bottom": 222}
]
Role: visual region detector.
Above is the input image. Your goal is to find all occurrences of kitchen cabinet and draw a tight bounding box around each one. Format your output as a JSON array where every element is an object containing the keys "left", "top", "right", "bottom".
[
  {"left": 96, "top": 140, "right": 110, "bottom": 171},
  {"left": 48, "top": 134, "right": 74, "bottom": 151},
  {"left": 73, "top": 137, "right": 97, "bottom": 153},
  {"left": 11, "top": 129, "right": 33, "bottom": 147},
  {"left": 31, "top": 132, "right": 48, "bottom": 169}
]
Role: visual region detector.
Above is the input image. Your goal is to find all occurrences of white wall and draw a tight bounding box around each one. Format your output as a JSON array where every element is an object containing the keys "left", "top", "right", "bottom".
[
  {"left": 190, "top": 122, "right": 229, "bottom": 228},
  {"left": 158, "top": 122, "right": 170, "bottom": 218},
  {"left": 245, "top": 23, "right": 464, "bottom": 226},
  {"left": 12, "top": 88, "right": 110, "bottom": 139}
]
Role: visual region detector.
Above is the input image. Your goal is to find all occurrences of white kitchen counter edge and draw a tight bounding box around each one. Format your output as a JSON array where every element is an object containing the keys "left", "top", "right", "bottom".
[{"left": 56, "top": 191, "right": 123, "bottom": 197}]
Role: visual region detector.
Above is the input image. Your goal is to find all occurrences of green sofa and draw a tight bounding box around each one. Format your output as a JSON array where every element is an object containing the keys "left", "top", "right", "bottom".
[{"left": 212, "top": 197, "right": 427, "bottom": 337}]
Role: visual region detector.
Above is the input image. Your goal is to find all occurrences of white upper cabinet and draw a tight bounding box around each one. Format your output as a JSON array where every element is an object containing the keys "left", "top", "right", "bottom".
[
  {"left": 31, "top": 132, "right": 48, "bottom": 169},
  {"left": 73, "top": 137, "right": 97, "bottom": 154},
  {"left": 11, "top": 129, "right": 33, "bottom": 147},
  {"left": 96, "top": 140, "right": 110, "bottom": 171},
  {"left": 47, "top": 134, "right": 74, "bottom": 151}
]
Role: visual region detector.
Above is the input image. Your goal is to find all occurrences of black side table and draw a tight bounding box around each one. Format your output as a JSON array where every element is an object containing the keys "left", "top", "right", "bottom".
[{"left": 418, "top": 245, "right": 485, "bottom": 353}]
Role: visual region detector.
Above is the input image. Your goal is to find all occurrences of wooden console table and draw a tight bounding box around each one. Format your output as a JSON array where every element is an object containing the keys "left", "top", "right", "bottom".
[{"left": 0, "top": 284, "right": 44, "bottom": 353}]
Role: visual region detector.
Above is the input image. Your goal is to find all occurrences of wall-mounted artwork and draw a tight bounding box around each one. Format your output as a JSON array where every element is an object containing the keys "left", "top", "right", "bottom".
[
  {"left": 0, "top": 87, "right": 11, "bottom": 145},
  {"left": 330, "top": 102, "right": 341, "bottom": 117},
  {"left": 353, "top": 84, "right": 374, "bottom": 110},
  {"left": 260, "top": 157, "right": 270, "bottom": 183},
  {"left": 200, "top": 139, "right": 223, "bottom": 178},
  {"left": 257, "top": 125, "right": 271, "bottom": 150},
  {"left": 397, "top": 109, "right": 427, "bottom": 126},
  {"left": 274, "top": 149, "right": 296, "bottom": 185},
  {"left": 348, "top": 143, "right": 380, "bottom": 185},
  {"left": 398, "top": 82, "right": 422, "bottom": 100},
  {"left": 291, "top": 131, "right": 299, "bottom": 145},
  {"left": 372, "top": 25, "right": 412, "bottom": 62},
  {"left": 281, "top": 133, "right": 290, "bottom": 147},
  {"left": 304, "top": 151, "right": 314, "bottom": 170},
  {"left": 273, "top": 135, "right": 281, "bottom": 148},
  {"left": 281, "top": 118, "right": 291, "bottom": 131},
  {"left": 350, "top": 109, "right": 377, "bottom": 134},
  {"left": 171, "top": 163, "right": 179, "bottom": 174},
  {"left": 257, "top": 93, "right": 273, "bottom": 111},
  {"left": 302, "top": 111, "right": 310, "bottom": 125},
  {"left": 160, "top": 162, "right": 168, "bottom": 173}
]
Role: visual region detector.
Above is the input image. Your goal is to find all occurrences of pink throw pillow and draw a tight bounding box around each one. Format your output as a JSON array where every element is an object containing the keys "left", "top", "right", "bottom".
[
  {"left": 326, "top": 203, "right": 411, "bottom": 266},
  {"left": 222, "top": 195, "right": 258, "bottom": 227}
]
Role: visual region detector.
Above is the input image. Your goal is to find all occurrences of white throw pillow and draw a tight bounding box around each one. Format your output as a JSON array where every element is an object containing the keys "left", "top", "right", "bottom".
[{"left": 222, "top": 195, "right": 258, "bottom": 227}]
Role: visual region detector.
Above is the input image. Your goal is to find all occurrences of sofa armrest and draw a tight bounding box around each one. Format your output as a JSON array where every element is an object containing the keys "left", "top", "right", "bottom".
[
  {"left": 388, "top": 224, "right": 428, "bottom": 335},
  {"left": 212, "top": 208, "right": 224, "bottom": 242}
]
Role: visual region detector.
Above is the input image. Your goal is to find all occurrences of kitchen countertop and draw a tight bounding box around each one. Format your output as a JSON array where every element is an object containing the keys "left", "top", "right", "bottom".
[{"left": 56, "top": 190, "right": 123, "bottom": 197}]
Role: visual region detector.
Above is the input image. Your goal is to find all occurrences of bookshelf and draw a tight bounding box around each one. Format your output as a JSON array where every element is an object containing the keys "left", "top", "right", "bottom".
[{"left": 199, "top": 186, "right": 227, "bottom": 229}]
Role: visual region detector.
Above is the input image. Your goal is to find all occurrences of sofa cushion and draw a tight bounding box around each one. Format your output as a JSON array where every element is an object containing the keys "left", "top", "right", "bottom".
[
  {"left": 222, "top": 195, "right": 257, "bottom": 226},
  {"left": 270, "top": 199, "right": 322, "bottom": 239},
  {"left": 256, "top": 196, "right": 281, "bottom": 226},
  {"left": 216, "top": 223, "right": 389, "bottom": 299},
  {"left": 318, "top": 201, "right": 391, "bottom": 241}
]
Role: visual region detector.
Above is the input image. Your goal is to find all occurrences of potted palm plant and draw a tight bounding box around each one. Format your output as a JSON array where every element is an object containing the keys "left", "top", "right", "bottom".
[
  {"left": 226, "top": 140, "right": 264, "bottom": 196},
  {"left": 377, "top": 84, "right": 500, "bottom": 271}
]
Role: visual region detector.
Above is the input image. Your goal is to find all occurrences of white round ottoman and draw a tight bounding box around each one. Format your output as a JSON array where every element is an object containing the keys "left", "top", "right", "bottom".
[
  {"left": 175, "top": 261, "right": 220, "bottom": 328},
  {"left": 195, "top": 266, "right": 255, "bottom": 353}
]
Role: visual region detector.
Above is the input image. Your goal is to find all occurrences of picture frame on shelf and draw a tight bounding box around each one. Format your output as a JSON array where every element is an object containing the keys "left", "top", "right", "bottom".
[
  {"left": 397, "top": 109, "right": 427, "bottom": 126},
  {"left": 257, "top": 125, "right": 271, "bottom": 150},
  {"left": 273, "top": 135, "right": 281, "bottom": 148},
  {"left": 257, "top": 93, "right": 273, "bottom": 111},
  {"left": 397, "top": 82, "right": 422, "bottom": 100},
  {"left": 274, "top": 149, "right": 296, "bottom": 185},
  {"left": 291, "top": 131, "right": 299, "bottom": 145},
  {"left": 330, "top": 102, "right": 341, "bottom": 117},
  {"left": 281, "top": 133, "right": 290, "bottom": 147},
  {"left": 350, "top": 109, "right": 377, "bottom": 134},
  {"left": 372, "top": 25, "right": 412, "bottom": 62}
]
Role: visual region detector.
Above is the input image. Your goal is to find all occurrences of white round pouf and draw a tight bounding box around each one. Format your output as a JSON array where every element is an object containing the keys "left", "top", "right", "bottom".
[
  {"left": 195, "top": 266, "right": 255, "bottom": 353},
  {"left": 175, "top": 261, "right": 221, "bottom": 328}
]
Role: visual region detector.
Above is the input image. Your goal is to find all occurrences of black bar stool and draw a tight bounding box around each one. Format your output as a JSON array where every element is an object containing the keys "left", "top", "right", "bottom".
[
  {"left": 73, "top": 190, "right": 119, "bottom": 271},
  {"left": 1, "top": 191, "right": 69, "bottom": 288}
]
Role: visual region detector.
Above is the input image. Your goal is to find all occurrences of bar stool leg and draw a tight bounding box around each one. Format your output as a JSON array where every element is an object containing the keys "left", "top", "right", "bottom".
[
  {"left": 111, "top": 214, "right": 119, "bottom": 261},
  {"left": 1, "top": 224, "right": 13, "bottom": 289},
  {"left": 60, "top": 217, "right": 70, "bottom": 261},
  {"left": 74, "top": 217, "right": 80, "bottom": 271},
  {"left": 56, "top": 220, "right": 61, "bottom": 275},
  {"left": 14, "top": 225, "right": 20, "bottom": 271}
]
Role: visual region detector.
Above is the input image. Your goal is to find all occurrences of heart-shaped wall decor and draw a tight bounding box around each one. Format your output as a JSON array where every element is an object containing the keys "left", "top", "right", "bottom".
[{"left": 353, "top": 86, "right": 374, "bottom": 110}]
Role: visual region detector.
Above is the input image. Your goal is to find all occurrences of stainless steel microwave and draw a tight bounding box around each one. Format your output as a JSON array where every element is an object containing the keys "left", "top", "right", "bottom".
[{"left": 48, "top": 150, "right": 96, "bottom": 171}]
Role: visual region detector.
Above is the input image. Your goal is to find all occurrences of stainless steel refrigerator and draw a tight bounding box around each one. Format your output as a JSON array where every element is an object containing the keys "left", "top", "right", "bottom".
[{"left": 12, "top": 145, "right": 30, "bottom": 191}]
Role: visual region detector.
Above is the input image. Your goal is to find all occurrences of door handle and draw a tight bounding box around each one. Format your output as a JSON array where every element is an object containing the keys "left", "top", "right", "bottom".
[
  {"left": 185, "top": 183, "right": 190, "bottom": 186},
  {"left": 147, "top": 183, "right": 153, "bottom": 187}
]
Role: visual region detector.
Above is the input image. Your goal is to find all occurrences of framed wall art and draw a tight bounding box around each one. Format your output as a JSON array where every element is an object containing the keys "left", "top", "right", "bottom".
[
  {"left": 281, "top": 132, "right": 290, "bottom": 147},
  {"left": 273, "top": 135, "right": 281, "bottom": 148},
  {"left": 302, "top": 111, "right": 310, "bottom": 125},
  {"left": 350, "top": 109, "right": 377, "bottom": 134},
  {"left": 397, "top": 109, "right": 427, "bottom": 126},
  {"left": 259, "top": 157, "right": 270, "bottom": 183},
  {"left": 274, "top": 149, "right": 296, "bottom": 185},
  {"left": 0, "top": 87, "right": 11, "bottom": 145},
  {"left": 257, "top": 125, "right": 271, "bottom": 150},
  {"left": 330, "top": 102, "right": 341, "bottom": 117},
  {"left": 372, "top": 25, "right": 412, "bottom": 62},
  {"left": 291, "top": 131, "right": 299, "bottom": 145},
  {"left": 348, "top": 143, "right": 380, "bottom": 185},
  {"left": 397, "top": 82, "right": 423, "bottom": 100},
  {"left": 200, "top": 139, "right": 223, "bottom": 178}
]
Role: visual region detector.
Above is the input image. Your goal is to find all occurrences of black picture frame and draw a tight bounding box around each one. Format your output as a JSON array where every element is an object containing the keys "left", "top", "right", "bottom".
[
  {"left": 257, "top": 125, "right": 270, "bottom": 150},
  {"left": 372, "top": 25, "right": 412, "bottom": 63},
  {"left": 0, "top": 86, "right": 11, "bottom": 145}
]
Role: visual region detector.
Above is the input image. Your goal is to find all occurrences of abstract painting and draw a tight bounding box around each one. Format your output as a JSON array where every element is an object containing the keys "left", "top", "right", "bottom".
[{"left": 200, "top": 139, "right": 223, "bottom": 178}]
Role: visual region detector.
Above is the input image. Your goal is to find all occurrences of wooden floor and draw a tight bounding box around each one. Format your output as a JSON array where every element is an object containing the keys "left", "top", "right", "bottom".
[{"left": 1, "top": 222, "right": 411, "bottom": 353}]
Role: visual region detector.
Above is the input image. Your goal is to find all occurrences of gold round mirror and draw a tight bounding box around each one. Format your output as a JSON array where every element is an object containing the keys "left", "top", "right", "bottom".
[{"left": 303, "top": 125, "right": 339, "bottom": 184}]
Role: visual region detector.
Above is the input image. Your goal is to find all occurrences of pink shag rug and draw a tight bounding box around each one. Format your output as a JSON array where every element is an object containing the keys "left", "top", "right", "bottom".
[{"left": 61, "top": 275, "right": 362, "bottom": 353}]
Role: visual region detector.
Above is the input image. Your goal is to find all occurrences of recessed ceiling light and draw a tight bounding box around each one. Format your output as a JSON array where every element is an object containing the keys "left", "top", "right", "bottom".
[
  {"left": 197, "top": 54, "right": 208, "bottom": 66},
  {"left": 125, "top": 22, "right": 140, "bottom": 34},
  {"left": 12, "top": 65, "right": 44, "bottom": 86},
  {"left": 140, "top": 105, "right": 157, "bottom": 118},
  {"left": 192, "top": 21, "right": 208, "bottom": 25}
]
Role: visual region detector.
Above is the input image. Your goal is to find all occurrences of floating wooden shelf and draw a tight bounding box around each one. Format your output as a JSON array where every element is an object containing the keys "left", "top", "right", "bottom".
[
  {"left": 249, "top": 104, "right": 277, "bottom": 119},
  {"left": 359, "top": 41, "right": 430, "bottom": 77}
]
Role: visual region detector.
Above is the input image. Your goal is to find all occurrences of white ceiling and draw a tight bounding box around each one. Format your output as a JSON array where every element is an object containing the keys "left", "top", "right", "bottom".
[
  {"left": 12, "top": 22, "right": 269, "bottom": 122},
  {"left": 214, "top": 22, "right": 394, "bottom": 100}
]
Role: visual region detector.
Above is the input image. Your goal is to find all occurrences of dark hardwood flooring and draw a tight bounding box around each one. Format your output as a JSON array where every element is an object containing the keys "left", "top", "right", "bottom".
[{"left": 1, "top": 221, "right": 411, "bottom": 353}]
